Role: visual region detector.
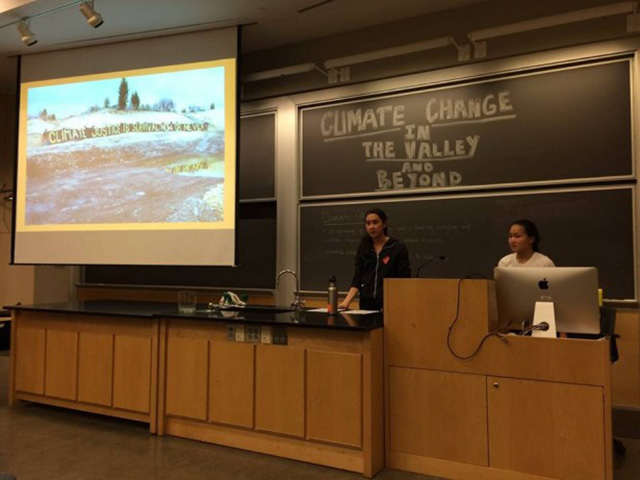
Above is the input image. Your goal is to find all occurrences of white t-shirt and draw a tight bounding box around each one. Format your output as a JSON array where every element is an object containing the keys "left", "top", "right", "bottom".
[{"left": 498, "top": 252, "right": 555, "bottom": 268}]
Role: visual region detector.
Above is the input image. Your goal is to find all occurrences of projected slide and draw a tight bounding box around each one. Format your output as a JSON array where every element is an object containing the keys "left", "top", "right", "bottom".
[{"left": 19, "top": 60, "right": 234, "bottom": 228}]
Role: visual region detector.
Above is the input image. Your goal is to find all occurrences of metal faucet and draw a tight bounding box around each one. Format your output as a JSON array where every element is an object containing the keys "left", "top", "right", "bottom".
[{"left": 276, "top": 269, "right": 305, "bottom": 310}]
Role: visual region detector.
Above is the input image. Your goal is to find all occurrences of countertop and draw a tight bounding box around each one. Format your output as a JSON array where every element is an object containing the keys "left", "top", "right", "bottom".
[{"left": 5, "top": 301, "right": 383, "bottom": 331}]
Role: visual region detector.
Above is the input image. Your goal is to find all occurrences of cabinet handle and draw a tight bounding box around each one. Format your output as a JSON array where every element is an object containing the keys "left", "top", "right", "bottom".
[{"left": 493, "top": 382, "right": 499, "bottom": 388}]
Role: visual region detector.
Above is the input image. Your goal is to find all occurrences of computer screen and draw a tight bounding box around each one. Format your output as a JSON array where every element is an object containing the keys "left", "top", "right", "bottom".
[{"left": 494, "top": 267, "right": 600, "bottom": 334}]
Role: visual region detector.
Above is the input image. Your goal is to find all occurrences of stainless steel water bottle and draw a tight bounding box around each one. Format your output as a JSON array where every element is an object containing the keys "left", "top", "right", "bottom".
[{"left": 328, "top": 276, "right": 338, "bottom": 315}]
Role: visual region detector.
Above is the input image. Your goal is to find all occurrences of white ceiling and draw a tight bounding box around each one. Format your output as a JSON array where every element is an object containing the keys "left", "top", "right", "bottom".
[{"left": 0, "top": 0, "right": 493, "bottom": 57}]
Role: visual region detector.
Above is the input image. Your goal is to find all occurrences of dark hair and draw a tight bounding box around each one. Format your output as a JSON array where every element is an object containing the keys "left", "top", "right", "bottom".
[
  {"left": 511, "top": 219, "right": 541, "bottom": 252},
  {"left": 360, "top": 208, "right": 389, "bottom": 250},
  {"left": 365, "top": 208, "right": 388, "bottom": 235}
]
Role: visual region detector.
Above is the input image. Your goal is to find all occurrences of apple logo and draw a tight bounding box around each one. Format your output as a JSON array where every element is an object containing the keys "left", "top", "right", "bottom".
[{"left": 538, "top": 278, "right": 549, "bottom": 290}]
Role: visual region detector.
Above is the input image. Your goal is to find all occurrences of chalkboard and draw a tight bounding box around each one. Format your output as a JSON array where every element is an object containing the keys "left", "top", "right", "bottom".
[
  {"left": 239, "top": 113, "right": 276, "bottom": 201},
  {"left": 301, "top": 59, "right": 632, "bottom": 198},
  {"left": 84, "top": 197, "right": 277, "bottom": 289},
  {"left": 299, "top": 186, "right": 635, "bottom": 300}
]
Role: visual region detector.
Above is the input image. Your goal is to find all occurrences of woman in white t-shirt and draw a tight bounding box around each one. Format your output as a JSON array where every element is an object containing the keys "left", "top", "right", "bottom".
[{"left": 497, "top": 219, "right": 555, "bottom": 268}]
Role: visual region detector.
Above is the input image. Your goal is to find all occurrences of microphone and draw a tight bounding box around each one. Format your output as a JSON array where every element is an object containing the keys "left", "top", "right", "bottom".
[{"left": 415, "top": 255, "right": 446, "bottom": 278}]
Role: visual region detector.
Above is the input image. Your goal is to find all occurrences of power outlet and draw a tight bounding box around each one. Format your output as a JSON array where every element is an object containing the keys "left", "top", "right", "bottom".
[
  {"left": 260, "top": 326, "right": 272, "bottom": 344},
  {"left": 246, "top": 325, "right": 260, "bottom": 343},
  {"left": 235, "top": 325, "right": 245, "bottom": 342},
  {"left": 272, "top": 326, "right": 288, "bottom": 345},
  {"left": 226, "top": 324, "right": 236, "bottom": 341}
]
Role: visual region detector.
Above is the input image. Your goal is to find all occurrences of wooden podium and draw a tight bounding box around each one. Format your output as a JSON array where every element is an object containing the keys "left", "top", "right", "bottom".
[{"left": 384, "top": 278, "right": 612, "bottom": 480}]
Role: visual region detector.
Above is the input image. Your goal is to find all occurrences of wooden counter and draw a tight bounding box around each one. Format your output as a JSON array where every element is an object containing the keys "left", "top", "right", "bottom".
[
  {"left": 7, "top": 302, "right": 383, "bottom": 477},
  {"left": 158, "top": 317, "right": 383, "bottom": 477},
  {"left": 9, "top": 307, "right": 159, "bottom": 431},
  {"left": 384, "top": 278, "right": 612, "bottom": 480}
]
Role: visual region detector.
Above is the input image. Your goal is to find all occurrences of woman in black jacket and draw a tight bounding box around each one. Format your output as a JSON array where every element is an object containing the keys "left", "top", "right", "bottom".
[{"left": 339, "top": 208, "right": 411, "bottom": 311}]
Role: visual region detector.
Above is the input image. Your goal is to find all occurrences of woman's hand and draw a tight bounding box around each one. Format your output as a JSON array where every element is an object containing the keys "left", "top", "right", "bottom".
[{"left": 339, "top": 287, "right": 359, "bottom": 311}]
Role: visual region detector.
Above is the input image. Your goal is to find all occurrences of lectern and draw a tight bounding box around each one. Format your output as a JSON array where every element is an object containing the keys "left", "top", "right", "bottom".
[{"left": 384, "top": 278, "right": 612, "bottom": 480}]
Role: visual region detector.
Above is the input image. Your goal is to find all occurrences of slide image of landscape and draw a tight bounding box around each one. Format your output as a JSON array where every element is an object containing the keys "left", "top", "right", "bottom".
[{"left": 23, "top": 65, "right": 229, "bottom": 226}]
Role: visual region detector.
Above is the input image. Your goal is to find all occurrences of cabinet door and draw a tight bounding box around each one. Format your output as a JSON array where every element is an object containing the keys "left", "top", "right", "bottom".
[
  {"left": 113, "top": 335, "right": 152, "bottom": 413},
  {"left": 14, "top": 327, "right": 46, "bottom": 395},
  {"left": 45, "top": 330, "right": 78, "bottom": 400},
  {"left": 78, "top": 332, "right": 114, "bottom": 406},
  {"left": 209, "top": 341, "right": 255, "bottom": 428},
  {"left": 488, "top": 376, "right": 605, "bottom": 480},
  {"left": 388, "top": 367, "right": 488, "bottom": 466},
  {"left": 306, "top": 350, "right": 362, "bottom": 447},
  {"left": 165, "top": 336, "right": 209, "bottom": 420},
  {"left": 255, "top": 346, "right": 305, "bottom": 437}
]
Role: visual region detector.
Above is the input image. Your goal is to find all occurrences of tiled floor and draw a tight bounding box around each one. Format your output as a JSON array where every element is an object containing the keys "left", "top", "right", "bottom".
[{"left": 0, "top": 354, "right": 637, "bottom": 479}]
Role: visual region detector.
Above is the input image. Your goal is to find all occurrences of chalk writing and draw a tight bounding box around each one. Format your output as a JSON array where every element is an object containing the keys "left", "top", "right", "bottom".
[
  {"left": 425, "top": 91, "right": 513, "bottom": 124},
  {"left": 315, "top": 88, "right": 515, "bottom": 192},
  {"left": 303, "top": 60, "right": 631, "bottom": 197},
  {"left": 320, "top": 105, "right": 404, "bottom": 140}
]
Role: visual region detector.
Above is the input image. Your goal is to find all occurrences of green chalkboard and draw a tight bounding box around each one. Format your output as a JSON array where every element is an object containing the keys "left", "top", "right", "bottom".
[
  {"left": 299, "top": 187, "right": 635, "bottom": 300},
  {"left": 301, "top": 59, "right": 632, "bottom": 198}
]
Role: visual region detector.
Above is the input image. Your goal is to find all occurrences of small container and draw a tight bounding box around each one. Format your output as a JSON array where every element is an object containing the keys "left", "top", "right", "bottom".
[
  {"left": 328, "top": 276, "right": 338, "bottom": 315},
  {"left": 178, "top": 291, "right": 197, "bottom": 313}
]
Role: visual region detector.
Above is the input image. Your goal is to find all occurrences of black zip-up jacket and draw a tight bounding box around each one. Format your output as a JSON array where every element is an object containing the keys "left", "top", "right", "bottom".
[{"left": 350, "top": 237, "right": 411, "bottom": 310}]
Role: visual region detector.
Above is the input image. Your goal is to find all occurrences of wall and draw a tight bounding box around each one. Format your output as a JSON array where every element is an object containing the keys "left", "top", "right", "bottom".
[
  {"left": 0, "top": 56, "right": 74, "bottom": 307},
  {"left": 240, "top": 1, "right": 640, "bottom": 409},
  {"left": 242, "top": 0, "right": 635, "bottom": 101},
  {"left": 0, "top": 56, "right": 34, "bottom": 308}
]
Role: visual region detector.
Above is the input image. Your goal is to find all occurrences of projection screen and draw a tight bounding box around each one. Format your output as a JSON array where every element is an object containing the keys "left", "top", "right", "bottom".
[{"left": 14, "top": 28, "right": 238, "bottom": 266}]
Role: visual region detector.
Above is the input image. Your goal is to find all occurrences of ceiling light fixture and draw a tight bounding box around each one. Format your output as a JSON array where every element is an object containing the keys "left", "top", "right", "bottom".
[
  {"left": 79, "top": 0, "right": 104, "bottom": 28},
  {"left": 0, "top": 0, "right": 107, "bottom": 48},
  {"left": 17, "top": 19, "right": 37, "bottom": 46}
]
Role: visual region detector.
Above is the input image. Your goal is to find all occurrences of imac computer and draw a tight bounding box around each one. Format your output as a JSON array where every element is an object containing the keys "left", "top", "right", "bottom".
[{"left": 494, "top": 267, "right": 601, "bottom": 334}]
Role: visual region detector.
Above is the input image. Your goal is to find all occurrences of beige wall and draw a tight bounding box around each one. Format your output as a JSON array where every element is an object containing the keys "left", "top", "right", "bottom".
[
  {"left": 0, "top": 61, "right": 36, "bottom": 308},
  {"left": 0, "top": 59, "right": 73, "bottom": 307}
]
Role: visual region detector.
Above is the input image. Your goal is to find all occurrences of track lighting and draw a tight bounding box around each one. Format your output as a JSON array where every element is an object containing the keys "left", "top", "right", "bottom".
[
  {"left": 2, "top": 0, "right": 106, "bottom": 48},
  {"left": 79, "top": 0, "right": 104, "bottom": 28},
  {"left": 17, "top": 20, "right": 37, "bottom": 46}
]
